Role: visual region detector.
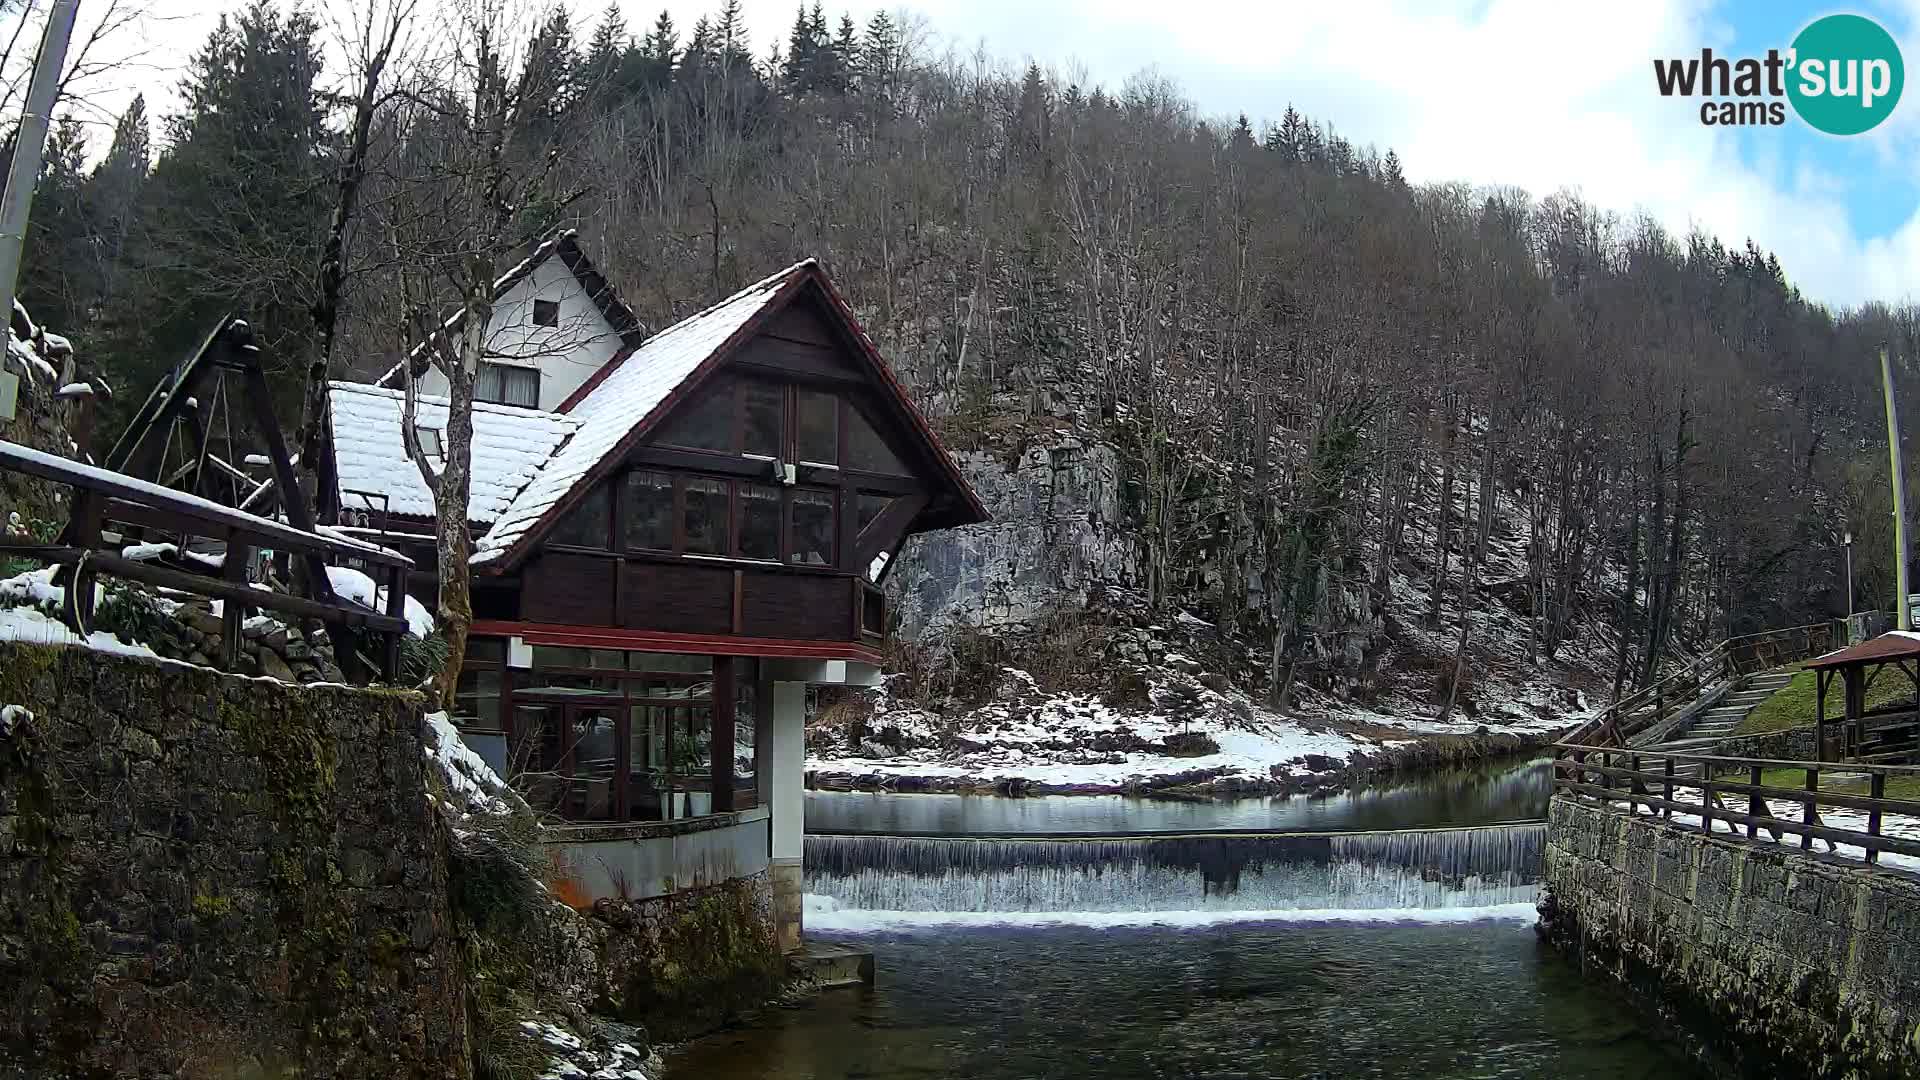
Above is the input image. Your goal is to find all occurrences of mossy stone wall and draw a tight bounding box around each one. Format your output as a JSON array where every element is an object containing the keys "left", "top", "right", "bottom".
[
  {"left": 0, "top": 642, "right": 469, "bottom": 1078},
  {"left": 593, "top": 873, "right": 785, "bottom": 1042},
  {"left": 1542, "top": 796, "right": 1920, "bottom": 1079}
]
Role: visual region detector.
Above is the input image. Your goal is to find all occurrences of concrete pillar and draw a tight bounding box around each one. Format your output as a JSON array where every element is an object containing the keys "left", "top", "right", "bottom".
[{"left": 767, "top": 680, "right": 806, "bottom": 952}]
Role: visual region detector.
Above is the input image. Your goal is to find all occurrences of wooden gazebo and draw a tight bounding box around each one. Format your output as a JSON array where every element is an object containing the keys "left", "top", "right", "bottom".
[{"left": 1805, "top": 631, "right": 1920, "bottom": 763}]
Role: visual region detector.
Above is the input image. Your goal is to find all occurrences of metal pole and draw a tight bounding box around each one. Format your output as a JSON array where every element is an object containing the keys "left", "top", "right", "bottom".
[
  {"left": 0, "top": 0, "right": 81, "bottom": 332},
  {"left": 1883, "top": 346, "right": 1912, "bottom": 632},
  {"left": 1844, "top": 533, "right": 1854, "bottom": 617}
]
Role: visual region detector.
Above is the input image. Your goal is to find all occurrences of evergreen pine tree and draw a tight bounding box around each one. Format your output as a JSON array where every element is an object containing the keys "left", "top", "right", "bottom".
[
  {"left": 832, "top": 13, "right": 858, "bottom": 87},
  {"left": 85, "top": 95, "right": 151, "bottom": 305},
  {"left": 1382, "top": 148, "right": 1406, "bottom": 188},
  {"left": 862, "top": 10, "right": 898, "bottom": 96},
  {"left": 1277, "top": 105, "right": 1305, "bottom": 162},
  {"left": 1229, "top": 112, "right": 1255, "bottom": 153},
  {"left": 16, "top": 116, "right": 92, "bottom": 334},
  {"left": 580, "top": 3, "right": 627, "bottom": 103},
  {"left": 103, "top": 0, "right": 329, "bottom": 415},
  {"left": 640, "top": 10, "right": 678, "bottom": 85}
]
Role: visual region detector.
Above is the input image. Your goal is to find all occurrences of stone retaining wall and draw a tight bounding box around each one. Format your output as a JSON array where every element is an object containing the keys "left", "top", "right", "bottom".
[
  {"left": 1541, "top": 796, "right": 1920, "bottom": 1078},
  {"left": 0, "top": 642, "right": 469, "bottom": 1078}
]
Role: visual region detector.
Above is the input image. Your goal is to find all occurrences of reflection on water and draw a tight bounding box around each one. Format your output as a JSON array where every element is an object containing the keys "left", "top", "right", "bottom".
[
  {"left": 806, "top": 756, "right": 1552, "bottom": 836},
  {"left": 665, "top": 920, "right": 1699, "bottom": 1080}
]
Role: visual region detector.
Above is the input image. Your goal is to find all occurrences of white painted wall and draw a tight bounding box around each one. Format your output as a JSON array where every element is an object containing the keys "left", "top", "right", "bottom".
[
  {"left": 414, "top": 258, "right": 626, "bottom": 411},
  {"left": 769, "top": 680, "right": 807, "bottom": 863}
]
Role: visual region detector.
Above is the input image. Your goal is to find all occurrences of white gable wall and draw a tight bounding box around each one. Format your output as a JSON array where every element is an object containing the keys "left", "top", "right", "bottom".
[{"left": 414, "top": 258, "right": 626, "bottom": 411}]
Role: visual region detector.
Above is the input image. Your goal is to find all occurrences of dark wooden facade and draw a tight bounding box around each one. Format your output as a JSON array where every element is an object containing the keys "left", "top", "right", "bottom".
[{"left": 340, "top": 268, "right": 985, "bottom": 826}]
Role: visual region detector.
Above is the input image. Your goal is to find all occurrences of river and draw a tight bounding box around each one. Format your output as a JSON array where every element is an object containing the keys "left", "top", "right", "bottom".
[{"left": 665, "top": 755, "right": 1707, "bottom": 1079}]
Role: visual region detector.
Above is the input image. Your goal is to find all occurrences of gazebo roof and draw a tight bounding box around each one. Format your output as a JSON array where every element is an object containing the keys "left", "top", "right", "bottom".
[{"left": 1805, "top": 631, "right": 1920, "bottom": 671}]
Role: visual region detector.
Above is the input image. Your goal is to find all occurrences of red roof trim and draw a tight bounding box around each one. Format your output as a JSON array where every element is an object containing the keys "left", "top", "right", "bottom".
[{"left": 471, "top": 620, "right": 883, "bottom": 664}]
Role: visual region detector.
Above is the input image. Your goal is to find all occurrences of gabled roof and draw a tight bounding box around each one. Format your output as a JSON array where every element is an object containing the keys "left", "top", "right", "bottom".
[
  {"left": 471, "top": 258, "right": 989, "bottom": 569},
  {"left": 376, "top": 230, "right": 644, "bottom": 386},
  {"left": 472, "top": 261, "right": 810, "bottom": 565},
  {"left": 328, "top": 382, "right": 579, "bottom": 524}
]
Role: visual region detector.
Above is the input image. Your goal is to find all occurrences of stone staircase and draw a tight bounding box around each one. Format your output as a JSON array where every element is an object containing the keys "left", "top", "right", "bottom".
[{"left": 1657, "top": 669, "right": 1797, "bottom": 748}]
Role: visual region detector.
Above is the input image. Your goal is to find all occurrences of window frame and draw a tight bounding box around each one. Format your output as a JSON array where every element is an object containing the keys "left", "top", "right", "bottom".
[
  {"left": 475, "top": 360, "right": 541, "bottom": 408},
  {"left": 532, "top": 298, "right": 560, "bottom": 327}
]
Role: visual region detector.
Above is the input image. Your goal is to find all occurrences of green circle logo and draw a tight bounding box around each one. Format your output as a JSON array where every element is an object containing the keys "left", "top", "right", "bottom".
[{"left": 1788, "top": 13, "right": 1904, "bottom": 135}]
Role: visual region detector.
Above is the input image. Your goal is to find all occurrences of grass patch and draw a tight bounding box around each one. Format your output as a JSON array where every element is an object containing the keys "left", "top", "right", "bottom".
[
  {"left": 1754, "top": 766, "right": 1920, "bottom": 801},
  {"left": 1735, "top": 663, "right": 1917, "bottom": 735}
]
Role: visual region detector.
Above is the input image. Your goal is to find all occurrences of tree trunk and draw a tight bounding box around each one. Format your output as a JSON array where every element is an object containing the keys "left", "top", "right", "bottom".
[{"left": 1427, "top": 400, "right": 1457, "bottom": 628}]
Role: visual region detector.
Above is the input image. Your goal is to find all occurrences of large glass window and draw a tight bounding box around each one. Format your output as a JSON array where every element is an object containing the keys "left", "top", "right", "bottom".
[
  {"left": 847, "top": 406, "right": 908, "bottom": 474},
  {"left": 739, "top": 484, "right": 782, "bottom": 560},
  {"left": 683, "top": 478, "right": 727, "bottom": 554},
  {"left": 797, "top": 389, "right": 839, "bottom": 464},
  {"left": 552, "top": 485, "right": 611, "bottom": 548},
  {"left": 658, "top": 377, "right": 735, "bottom": 452},
  {"left": 742, "top": 380, "right": 784, "bottom": 457},
  {"left": 857, "top": 493, "right": 894, "bottom": 536},
  {"left": 791, "top": 489, "right": 837, "bottom": 566},
  {"left": 624, "top": 470, "right": 674, "bottom": 551}
]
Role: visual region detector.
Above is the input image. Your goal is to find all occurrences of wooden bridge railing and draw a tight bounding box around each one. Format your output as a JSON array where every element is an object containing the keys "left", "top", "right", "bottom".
[
  {"left": 1564, "top": 621, "right": 1840, "bottom": 749},
  {"left": 1553, "top": 742, "right": 1920, "bottom": 865},
  {"left": 0, "top": 437, "right": 412, "bottom": 679}
]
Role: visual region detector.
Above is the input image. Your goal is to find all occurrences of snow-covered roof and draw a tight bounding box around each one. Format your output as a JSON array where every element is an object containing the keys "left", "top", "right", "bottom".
[
  {"left": 471, "top": 260, "right": 815, "bottom": 565},
  {"left": 327, "top": 382, "right": 579, "bottom": 524}
]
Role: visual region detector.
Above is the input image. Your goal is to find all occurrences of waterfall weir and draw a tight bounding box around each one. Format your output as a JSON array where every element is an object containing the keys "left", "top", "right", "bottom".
[{"left": 805, "top": 823, "right": 1545, "bottom": 913}]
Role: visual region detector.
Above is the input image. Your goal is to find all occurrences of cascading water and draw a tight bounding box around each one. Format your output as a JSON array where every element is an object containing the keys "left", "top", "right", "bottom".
[{"left": 805, "top": 823, "right": 1544, "bottom": 913}]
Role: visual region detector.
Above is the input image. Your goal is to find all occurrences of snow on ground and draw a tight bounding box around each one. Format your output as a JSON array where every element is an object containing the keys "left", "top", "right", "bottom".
[
  {"left": 1618, "top": 788, "right": 1920, "bottom": 875},
  {"left": 0, "top": 570, "right": 166, "bottom": 662},
  {"left": 812, "top": 671, "right": 1368, "bottom": 791},
  {"left": 522, "top": 1019, "right": 654, "bottom": 1080}
]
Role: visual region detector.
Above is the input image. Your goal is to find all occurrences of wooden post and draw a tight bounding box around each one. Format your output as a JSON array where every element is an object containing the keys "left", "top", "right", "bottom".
[
  {"left": 1664, "top": 757, "right": 1675, "bottom": 818},
  {"left": 711, "top": 656, "right": 736, "bottom": 813},
  {"left": 382, "top": 564, "right": 405, "bottom": 680},
  {"left": 1747, "top": 763, "right": 1764, "bottom": 839},
  {"left": 1802, "top": 767, "right": 1818, "bottom": 850},
  {"left": 220, "top": 540, "right": 253, "bottom": 669},
  {"left": 1868, "top": 771, "right": 1886, "bottom": 865},
  {"left": 1816, "top": 669, "right": 1828, "bottom": 763},
  {"left": 1701, "top": 764, "right": 1715, "bottom": 836}
]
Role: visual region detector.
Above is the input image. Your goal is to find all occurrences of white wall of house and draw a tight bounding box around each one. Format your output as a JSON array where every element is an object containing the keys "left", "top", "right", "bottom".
[{"left": 415, "top": 258, "right": 626, "bottom": 411}]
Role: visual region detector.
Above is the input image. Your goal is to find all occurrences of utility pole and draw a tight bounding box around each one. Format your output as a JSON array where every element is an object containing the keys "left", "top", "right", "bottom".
[
  {"left": 0, "top": 0, "right": 82, "bottom": 332},
  {"left": 1883, "top": 346, "right": 1911, "bottom": 632}
]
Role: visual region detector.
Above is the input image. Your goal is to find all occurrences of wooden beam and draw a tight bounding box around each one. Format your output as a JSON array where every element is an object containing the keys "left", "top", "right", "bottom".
[
  {"left": 5, "top": 543, "right": 408, "bottom": 636},
  {"left": 711, "top": 655, "right": 736, "bottom": 813},
  {"left": 855, "top": 491, "right": 928, "bottom": 566}
]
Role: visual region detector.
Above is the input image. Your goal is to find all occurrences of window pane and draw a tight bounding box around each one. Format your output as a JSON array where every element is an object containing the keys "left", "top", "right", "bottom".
[
  {"left": 628, "top": 705, "right": 666, "bottom": 821},
  {"left": 467, "top": 638, "right": 507, "bottom": 664},
  {"left": 734, "top": 658, "right": 757, "bottom": 804},
  {"left": 857, "top": 493, "right": 893, "bottom": 535},
  {"left": 797, "top": 390, "right": 838, "bottom": 463},
  {"left": 790, "top": 489, "right": 836, "bottom": 566},
  {"left": 668, "top": 706, "right": 713, "bottom": 819},
  {"left": 454, "top": 669, "right": 501, "bottom": 727},
  {"left": 552, "top": 484, "right": 610, "bottom": 547},
  {"left": 474, "top": 363, "right": 503, "bottom": 404},
  {"left": 503, "top": 367, "right": 540, "bottom": 407},
  {"left": 847, "top": 406, "right": 908, "bottom": 474},
  {"left": 589, "top": 649, "right": 627, "bottom": 670},
  {"left": 631, "top": 652, "right": 712, "bottom": 673},
  {"left": 532, "top": 299, "right": 559, "bottom": 326},
  {"left": 740, "top": 484, "right": 781, "bottom": 560},
  {"left": 742, "top": 380, "right": 784, "bottom": 457},
  {"left": 624, "top": 470, "right": 674, "bottom": 551},
  {"left": 531, "top": 645, "right": 591, "bottom": 669},
  {"left": 684, "top": 477, "right": 727, "bottom": 554},
  {"left": 658, "top": 377, "right": 734, "bottom": 452}
]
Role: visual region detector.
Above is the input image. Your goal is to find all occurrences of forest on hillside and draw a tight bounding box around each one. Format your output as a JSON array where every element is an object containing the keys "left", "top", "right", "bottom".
[{"left": 9, "top": 0, "right": 1920, "bottom": 706}]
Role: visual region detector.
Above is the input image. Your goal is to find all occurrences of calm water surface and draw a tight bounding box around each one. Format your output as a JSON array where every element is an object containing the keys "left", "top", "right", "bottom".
[
  {"left": 665, "top": 920, "right": 1698, "bottom": 1080},
  {"left": 806, "top": 756, "right": 1551, "bottom": 835}
]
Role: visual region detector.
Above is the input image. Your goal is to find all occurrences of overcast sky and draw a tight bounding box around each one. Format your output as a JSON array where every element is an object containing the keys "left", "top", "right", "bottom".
[{"left": 14, "top": 0, "right": 1920, "bottom": 310}]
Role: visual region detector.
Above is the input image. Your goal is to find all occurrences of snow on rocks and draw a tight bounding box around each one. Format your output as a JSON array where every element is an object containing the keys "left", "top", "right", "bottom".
[
  {"left": 423, "top": 710, "right": 515, "bottom": 818},
  {"left": 326, "top": 565, "right": 434, "bottom": 637},
  {"left": 808, "top": 669, "right": 1364, "bottom": 796},
  {"left": 523, "top": 1018, "right": 656, "bottom": 1080},
  {"left": 0, "top": 704, "right": 30, "bottom": 735}
]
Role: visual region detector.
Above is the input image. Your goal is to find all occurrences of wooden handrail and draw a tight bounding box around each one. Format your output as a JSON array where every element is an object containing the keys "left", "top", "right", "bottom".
[
  {"left": 1553, "top": 741, "right": 1920, "bottom": 865},
  {"left": 1566, "top": 620, "right": 1838, "bottom": 748}
]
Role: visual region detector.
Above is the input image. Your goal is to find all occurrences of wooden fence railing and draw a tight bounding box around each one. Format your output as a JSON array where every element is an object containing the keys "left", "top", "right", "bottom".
[
  {"left": 1564, "top": 621, "right": 1840, "bottom": 748},
  {"left": 1553, "top": 742, "right": 1920, "bottom": 865}
]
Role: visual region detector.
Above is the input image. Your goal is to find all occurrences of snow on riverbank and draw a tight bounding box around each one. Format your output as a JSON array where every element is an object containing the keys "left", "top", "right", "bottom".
[{"left": 808, "top": 658, "right": 1586, "bottom": 795}]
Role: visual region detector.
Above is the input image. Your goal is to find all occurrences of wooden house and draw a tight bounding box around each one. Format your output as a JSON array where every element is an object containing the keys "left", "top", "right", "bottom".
[{"left": 319, "top": 234, "right": 986, "bottom": 945}]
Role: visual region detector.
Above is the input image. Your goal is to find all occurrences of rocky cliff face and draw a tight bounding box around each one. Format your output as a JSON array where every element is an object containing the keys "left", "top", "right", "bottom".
[{"left": 893, "top": 437, "right": 1138, "bottom": 639}]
